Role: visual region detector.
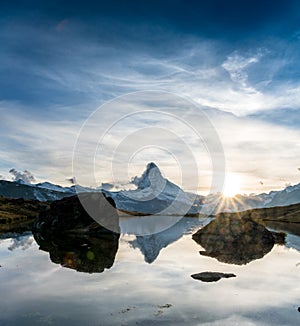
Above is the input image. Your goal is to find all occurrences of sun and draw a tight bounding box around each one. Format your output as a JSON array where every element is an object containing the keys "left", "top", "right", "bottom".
[{"left": 223, "top": 173, "right": 241, "bottom": 197}]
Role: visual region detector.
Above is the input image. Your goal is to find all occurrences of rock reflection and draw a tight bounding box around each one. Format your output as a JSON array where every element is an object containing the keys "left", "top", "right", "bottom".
[
  {"left": 31, "top": 193, "right": 120, "bottom": 273},
  {"left": 192, "top": 216, "right": 276, "bottom": 265},
  {"left": 33, "top": 231, "right": 119, "bottom": 273}
]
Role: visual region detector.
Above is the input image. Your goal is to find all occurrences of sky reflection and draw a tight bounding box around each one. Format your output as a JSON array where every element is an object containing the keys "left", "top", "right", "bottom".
[{"left": 0, "top": 222, "right": 299, "bottom": 325}]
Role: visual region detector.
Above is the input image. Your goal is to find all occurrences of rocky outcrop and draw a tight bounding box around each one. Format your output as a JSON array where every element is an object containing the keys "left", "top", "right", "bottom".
[
  {"left": 33, "top": 192, "right": 119, "bottom": 234},
  {"left": 192, "top": 216, "right": 277, "bottom": 265},
  {"left": 191, "top": 272, "right": 236, "bottom": 282}
]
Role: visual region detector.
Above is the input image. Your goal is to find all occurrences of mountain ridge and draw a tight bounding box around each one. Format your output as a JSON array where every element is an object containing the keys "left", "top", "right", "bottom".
[{"left": 0, "top": 163, "right": 299, "bottom": 214}]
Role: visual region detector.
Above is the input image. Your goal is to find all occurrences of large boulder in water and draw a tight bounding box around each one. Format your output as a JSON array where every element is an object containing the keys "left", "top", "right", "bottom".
[
  {"left": 192, "top": 216, "right": 275, "bottom": 265},
  {"left": 33, "top": 192, "right": 119, "bottom": 234}
]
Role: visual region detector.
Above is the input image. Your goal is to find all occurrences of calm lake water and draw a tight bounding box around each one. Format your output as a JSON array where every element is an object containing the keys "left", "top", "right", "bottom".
[{"left": 0, "top": 217, "right": 299, "bottom": 326}]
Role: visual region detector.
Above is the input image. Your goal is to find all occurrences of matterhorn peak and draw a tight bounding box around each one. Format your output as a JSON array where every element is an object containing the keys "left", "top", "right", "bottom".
[
  {"left": 102, "top": 162, "right": 201, "bottom": 219},
  {"left": 146, "top": 162, "right": 158, "bottom": 171},
  {"left": 131, "top": 162, "right": 164, "bottom": 190}
]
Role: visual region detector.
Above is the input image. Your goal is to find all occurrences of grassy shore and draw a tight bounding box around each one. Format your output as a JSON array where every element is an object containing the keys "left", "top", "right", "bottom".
[
  {"left": 0, "top": 194, "right": 299, "bottom": 235},
  {"left": 215, "top": 202, "right": 300, "bottom": 223},
  {"left": 0, "top": 196, "right": 49, "bottom": 234}
]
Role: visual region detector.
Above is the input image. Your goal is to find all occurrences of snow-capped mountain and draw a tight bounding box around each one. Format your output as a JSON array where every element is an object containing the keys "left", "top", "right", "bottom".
[
  {"left": 0, "top": 178, "right": 98, "bottom": 201},
  {"left": 200, "top": 183, "right": 300, "bottom": 214},
  {"left": 105, "top": 162, "right": 203, "bottom": 216},
  {"left": 106, "top": 162, "right": 299, "bottom": 215},
  {"left": 0, "top": 162, "right": 299, "bottom": 213},
  {"left": 201, "top": 193, "right": 265, "bottom": 214},
  {"left": 35, "top": 182, "right": 76, "bottom": 193},
  {"left": 0, "top": 180, "right": 75, "bottom": 201},
  {"left": 264, "top": 183, "right": 300, "bottom": 207}
]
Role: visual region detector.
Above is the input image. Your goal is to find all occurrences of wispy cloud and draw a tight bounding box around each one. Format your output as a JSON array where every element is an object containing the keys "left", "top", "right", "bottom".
[
  {"left": 1, "top": 94, "right": 299, "bottom": 194},
  {"left": 2, "top": 20, "right": 300, "bottom": 117},
  {"left": 1, "top": 6, "right": 300, "bottom": 193},
  {"left": 222, "top": 50, "right": 264, "bottom": 89}
]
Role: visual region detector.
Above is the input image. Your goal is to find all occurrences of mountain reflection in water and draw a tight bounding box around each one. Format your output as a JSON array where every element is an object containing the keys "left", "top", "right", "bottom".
[
  {"left": 128, "top": 217, "right": 208, "bottom": 263},
  {"left": 32, "top": 217, "right": 206, "bottom": 270},
  {"left": 32, "top": 215, "right": 286, "bottom": 272}
]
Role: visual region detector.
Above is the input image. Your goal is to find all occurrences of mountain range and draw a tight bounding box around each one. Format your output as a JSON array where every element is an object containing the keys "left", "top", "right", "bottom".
[
  {"left": 0, "top": 162, "right": 299, "bottom": 214},
  {"left": 1, "top": 163, "right": 299, "bottom": 264}
]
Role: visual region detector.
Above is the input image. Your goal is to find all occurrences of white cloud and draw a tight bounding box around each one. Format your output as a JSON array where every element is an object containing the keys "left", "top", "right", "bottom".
[
  {"left": 1, "top": 95, "right": 300, "bottom": 194},
  {"left": 222, "top": 51, "right": 263, "bottom": 88},
  {"left": 1, "top": 24, "right": 300, "bottom": 193},
  {"left": 209, "top": 112, "right": 300, "bottom": 192},
  {"left": 3, "top": 22, "right": 300, "bottom": 116}
]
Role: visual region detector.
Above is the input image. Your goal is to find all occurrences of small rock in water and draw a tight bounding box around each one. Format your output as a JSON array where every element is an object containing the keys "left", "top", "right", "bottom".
[
  {"left": 158, "top": 304, "right": 172, "bottom": 309},
  {"left": 298, "top": 307, "right": 300, "bottom": 312},
  {"left": 191, "top": 272, "right": 236, "bottom": 282}
]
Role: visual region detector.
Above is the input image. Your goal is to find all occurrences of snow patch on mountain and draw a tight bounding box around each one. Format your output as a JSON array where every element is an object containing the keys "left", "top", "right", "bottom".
[
  {"left": 35, "top": 182, "right": 76, "bottom": 193},
  {"left": 285, "top": 183, "right": 300, "bottom": 193}
]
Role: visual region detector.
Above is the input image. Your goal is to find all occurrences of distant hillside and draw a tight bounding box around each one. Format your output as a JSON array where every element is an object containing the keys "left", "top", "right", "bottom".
[
  {"left": 216, "top": 202, "right": 300, "bottom": 224},
  {"left": 0, "top": 196, "right": 49, "bottom": 234},
  {"left": 265, "top": 185, "right": 300, "bottom": 207},
  {"left": 0, "top": 180, "right": 74, "bottom": 201}
]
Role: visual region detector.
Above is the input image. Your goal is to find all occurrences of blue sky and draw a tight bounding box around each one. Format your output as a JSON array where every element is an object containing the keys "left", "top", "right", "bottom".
[{"left": 1, "top": 0, "right": 300, "bottom": 194}]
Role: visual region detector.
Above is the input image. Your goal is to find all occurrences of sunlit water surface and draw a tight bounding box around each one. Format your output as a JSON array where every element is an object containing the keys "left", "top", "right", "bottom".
[{"left": 0, "top": 218, "right": 299, "bottom": 325}]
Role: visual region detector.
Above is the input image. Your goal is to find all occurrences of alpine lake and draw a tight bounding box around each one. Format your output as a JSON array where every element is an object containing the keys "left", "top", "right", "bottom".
[{"left": 0, "top": 215, "right": 300, "bottom": 326}]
